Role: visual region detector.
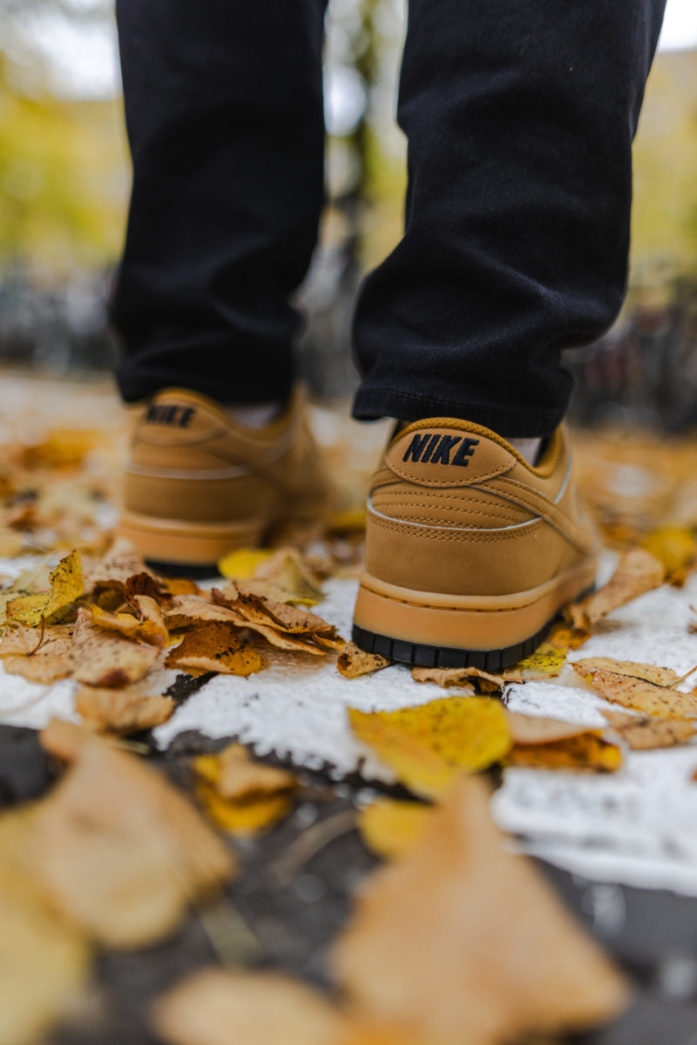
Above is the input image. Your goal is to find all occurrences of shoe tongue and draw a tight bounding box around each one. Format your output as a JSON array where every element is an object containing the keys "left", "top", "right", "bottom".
[{"left": 385, "top": 423, "right": 516, "bottom": 486}]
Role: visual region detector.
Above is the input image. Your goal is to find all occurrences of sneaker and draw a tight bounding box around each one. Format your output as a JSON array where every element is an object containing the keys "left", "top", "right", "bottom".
[
  {"left": 118, "top": 387, "right": 330, "bottom": 569},
  {"left": 352, "top": 418, "right": 597, "bottom": 670}
]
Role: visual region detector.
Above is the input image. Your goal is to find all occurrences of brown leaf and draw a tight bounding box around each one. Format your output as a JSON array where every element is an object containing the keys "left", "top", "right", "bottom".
[
  {"left": 37, "top": 720, "right": 234, "bottom": 948},
  {"left": 333, "top": 778, "right": 628, "bottom": 1045},
  {"left": 152, "top": 969, "right": 348, "bottom": 1045},
  {"left": 508, "top": 734, "right": 622, "bottom": 772},
  {"left": 0, "top": 623, "right": 74, "bottom": 684},
  {"left": 338, "top": 641, "right": 390, "bottom": 679},
  {"left": 0, "top": 808, "right": 90, "bottom": 1045},
  {"left": 71, "top": 607, "right": 161, "bottom": 687},
  {"left": 505, "top": 711, "right": 599, "bottom": 745},
  {"left": 87, "top": 538, "right": 152, "bottom": 594},
  {"left": 573, "top": 657, "right": 682, "bottom": 687},
  {"left": 166, "top": 621, "right": 263, "bottom": 676},
  {"left": 89, "top": 594, "right": 168, "bottom": 648},
  {"left": 603, "top": 710, "right": 697, "bottom": 750},
  {"left": 573, "top": 658, "right": 697, "bottom": 718},
  {"left": 411, "top": 665, "right": 502, "bottom": 692},
  {"left": 76, "top": 685, "right": 174, "bottom": 735},
  {"left": 211, "top": 585, "right": 344, "bottom": 655},
  {"left": 567, "top": 547, "right": 665, "bottom": 629}
]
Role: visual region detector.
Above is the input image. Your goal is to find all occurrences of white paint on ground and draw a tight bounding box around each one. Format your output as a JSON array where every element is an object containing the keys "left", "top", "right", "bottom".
[{"left": 3, "top": 556, "right": 697, "bottom": 897}]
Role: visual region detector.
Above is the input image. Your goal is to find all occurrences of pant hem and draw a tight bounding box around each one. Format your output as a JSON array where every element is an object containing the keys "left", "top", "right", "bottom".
[{"left": 351, "top": 387, "right": 565, "bottom": 438}]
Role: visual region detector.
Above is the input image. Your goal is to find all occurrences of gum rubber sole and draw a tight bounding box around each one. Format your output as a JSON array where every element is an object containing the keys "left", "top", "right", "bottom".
[
  {"left": 353, "top": 618, "right": 556, "bottom": 672},
  {"left": 118, "top": 511, "right": 265, "bottom": 568},
  {"left": 352, "top": 561, "right": 597, "bottom": 670}
]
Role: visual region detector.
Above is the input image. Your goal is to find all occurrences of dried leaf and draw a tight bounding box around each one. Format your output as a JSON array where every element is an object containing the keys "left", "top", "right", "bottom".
[
  {"left": 0, "top": 809, "right": 90, "bottom": 1045},
  {"left": 411, "top": 665, "right": 501, "bottom": 692},
  {"left": 0, "top": 528, "right": 25, "bottom": 557},
  {"left": 87, "top": 538, "right": 151, "bottom": 593},
  {"left": 152, "top": 969, "right": 347, "bottom": 1045},
  {"left": 193, "top": 743, "right": 296, "bottom": 801},
  {"left": 504, "top": 642, "right": 567, "bottom": 681},
  {"left": 358, "top": 799, "right": 433, "bottom": 860},
  {"left": 0, "top": 623, "right": 73, "bottom": 684},
  {"left": 3, "top": 652, "right": 71, "bottom": 685},
  {"left": 333, "top": 778, "right": 628, "bottom": 1044},
  {"left": 603, "top": 710, "right": 697, "bottom": 750},
  {"left": 211, "top": 585, "right": 343, "bottom": 655},
  {"left": 7, "top": 549, "right": 84, "bottom": 626},
  {"left": 505, "top": 711, "right": 598, "bottom": 745},
  {"left": 567, "top": 547, "right": 664, "bottom": 629},
  {"left": 573, "top": 658, "right": 697, "bottom": 718},
  {"left": 193, "top": 744, "right": 296, "bottom": 836},
  {"left": 88, "top": 594, "right": 168, "bottom": 649},
  {"left": 36, "top": 720, "right": 234, "bottom": 948},
  {"left": 21, "top": 427, "right": 98, "bottom": 469},
  {"left": 546, "top": 620, "right": 590, "bottom": 651},
  {"left": 348, "top": 697, "right": 511, "bottom": 799},
  {"left": 508, "top": 734, "right": 622, "bottom": 772},
  {"left": 166, "top": 621, "right": 263, "bottom": 676},
  {"left": 71, "top": 607, "right": 161, "bottom": 687},
  {"left": 76, "top": 685, "right": 174, "bottom": 735},
  {"left": 253, "top": 548, "right": 324, "bottom": 605},
  {"left": 338, "top": 641, "right": 390, "bottom": 679}
]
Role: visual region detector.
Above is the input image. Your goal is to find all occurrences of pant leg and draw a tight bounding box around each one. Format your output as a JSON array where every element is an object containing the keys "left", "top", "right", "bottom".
[
  {"left": 352, "top": 0, "right": 666, "bottom": 436},
  {"left": 112, "top": 0, "right": 327, "bottom": 404}
]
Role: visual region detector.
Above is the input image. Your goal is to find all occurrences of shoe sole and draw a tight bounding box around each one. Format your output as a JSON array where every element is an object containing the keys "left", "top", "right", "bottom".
[
  {"left": 352, "top": 559, "right": 596, "bottom": 670},
  {"left": 118, "top": 511, "right": 266, "bottom": 568}
]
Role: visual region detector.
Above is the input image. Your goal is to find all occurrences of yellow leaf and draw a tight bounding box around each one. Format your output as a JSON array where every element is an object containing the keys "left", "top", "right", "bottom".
[
  {"left": 358, "top": 799, "right": 433, "bottom": 860},
  {"left": 348, "top": 698, "right": 511, "bottom": 799},
  {"left": 7, "top": 548, "right": 84, "bottom": 627},
  {"left": 217, "top": 547, "right": 273, "bottom": 580},
  {"left": 505, "top": 642, "right": 567, "bottom": 680},
  {"left": 196, "top": 781, "right": 293, "bottom": 836},
  {"left": 21, "top": 428, "right": 98, "bottom": 469},
  {"left": 508, "top": 734, "right": 622, "bottom": 772},
  {"left": 640, "top": 526, "right": 697, "bottom": 578}
]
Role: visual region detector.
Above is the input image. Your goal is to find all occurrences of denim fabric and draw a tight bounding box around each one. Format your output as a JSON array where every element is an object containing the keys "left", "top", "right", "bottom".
[{"left": 113, "top": 0, "right": 665, "bottom": 436}]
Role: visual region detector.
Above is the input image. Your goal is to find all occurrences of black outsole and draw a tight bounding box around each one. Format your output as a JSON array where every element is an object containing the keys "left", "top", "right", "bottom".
[
  {"left": 352, "top": 618, "right": 554, "bottom": 672},
  {"left": 145, "top": 559, "right": 219, "bottom": 580}
]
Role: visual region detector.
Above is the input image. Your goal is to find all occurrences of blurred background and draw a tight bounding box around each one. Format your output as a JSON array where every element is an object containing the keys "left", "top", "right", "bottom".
[{"left": 1, "top": 0, "right": 697, "bottom": 431}]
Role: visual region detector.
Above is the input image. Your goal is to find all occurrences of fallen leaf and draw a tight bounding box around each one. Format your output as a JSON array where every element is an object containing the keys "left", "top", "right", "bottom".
[
  {"left": 0, "top": 623, "right": 74, "bottom": 684},
  {"left": 348, "top": 698, "right": 511, "bottom": 799},
  {"left": 193, "top": 744, "right": 296, "bottom": 836},
  {"left": 21, "top": 427, "right": 98, "bottom": 469},
  {"left": 75, "top": 685, "right": 175, "bottom": 735},
  {"left": 194, "top": 743, "right": 296, "bottom": 801},
  {"left": 546, "top": 620, "right": 590, "bottom": 651},
  {"left": 152, "top": 968, "right": 347, "bottom": 1045},
  {"left": 411, "top": 665, "right": 500, "bottom": 692},
  {"left": 573, "top": 658, "right": 697, "bottom": 718},
  {"left": 211, "top": 585, "right": 343, "bottom": 655},
  {"left": 217, "top": 547, "right": 273, "bottom": 580},
  {"left": 7, "top": 548, "right": 84, "bottom": 627},
  {"left": 166, "top": 621, "right": 263, "bottom": 676},
  {"left": 603, "top": 710, "right": 697, "bottom": 750},
  {"left": 505, "top": 710, "right": 599, "bottom": 745},
  {"left": 36, "top": 720, "right": 234, "bottom": 948},
  {"left": 358, "top": 799, "right": 433, "bottom": 860},
  {"left": 87, "top": 538, "right": 152, "bottom": 594},
  {"left": 640, "top": 526, "right": 697, "bottom": 579},
  {"left": 0, "top": 808, "right": 90, "bottom": 1045},
  {"left": 88, "top": 594, "right": 168, "bottom": 649},
  {"left": 508, "top": 733, "right": 622, "bottom": 772},
  {"left": 253, "top": 548, "right": 324, "bottom": 605},
  {"left": 333, "top": 777, "right": 628, "bottom": 1044},
  {"left": 567, "top": 547, "right": 664, "bottom": 629},
  {"left": 504, "top": 642, "right": 567, "bottom": 681},
  {"left": 71, "top": 607, "right": 161, "bottom": 687},
  {"left": 338, "top": 641, "right": 390, "bottom": 679},
  {"left": 0, "top": 528, "right": 24, "bottom": 557}
]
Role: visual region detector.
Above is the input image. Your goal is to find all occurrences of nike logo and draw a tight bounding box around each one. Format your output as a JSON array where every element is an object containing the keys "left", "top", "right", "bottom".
[
  {"left": 145, "top": 404, "right": 195, "bottom": 428},
  {"left": 403, "top": 432, "right": 479, "bottom": 467}
]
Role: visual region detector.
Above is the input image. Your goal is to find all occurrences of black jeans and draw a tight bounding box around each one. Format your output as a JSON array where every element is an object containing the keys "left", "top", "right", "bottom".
[{"left": 112, "top": 0, "right": 665, "bottom": 437}]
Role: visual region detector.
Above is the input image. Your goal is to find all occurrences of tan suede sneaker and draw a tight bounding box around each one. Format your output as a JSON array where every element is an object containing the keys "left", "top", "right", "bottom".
[
  {"left": 352, "top": 418, "right": 598, "bottom": 670},
  {"left": 118, "top": 387, "right": 330, "bottom": 568}
]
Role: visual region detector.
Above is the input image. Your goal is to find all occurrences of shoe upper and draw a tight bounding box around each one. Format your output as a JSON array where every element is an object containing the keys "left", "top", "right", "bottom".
[
  {"left": 365, "top": 418, "right": 597, "bottom": 597},
  {"left": 123, "top": 387, "right": 330, "bottom": 525}
]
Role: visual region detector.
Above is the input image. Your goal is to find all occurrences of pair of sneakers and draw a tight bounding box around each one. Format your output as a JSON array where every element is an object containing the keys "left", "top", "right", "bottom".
[{"left": 119, "top": 388, "right": 597, "bottom": 670}]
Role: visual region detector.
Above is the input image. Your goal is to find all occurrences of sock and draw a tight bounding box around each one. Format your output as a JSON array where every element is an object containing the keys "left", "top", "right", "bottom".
[
  {"left": 226, "top": 402, "right": 283, "bottom": 428},
  {"left": 509, "top": 437, "right": 543, "bottom": 466}
]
